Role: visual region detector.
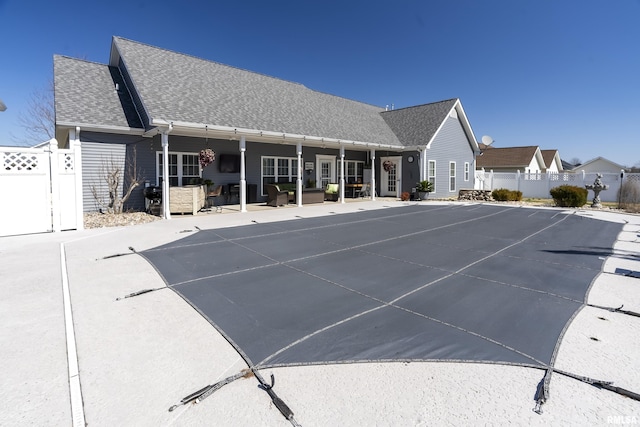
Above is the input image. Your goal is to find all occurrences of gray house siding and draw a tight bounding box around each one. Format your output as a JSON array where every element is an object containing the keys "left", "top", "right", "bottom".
[
  {"left": 81, "top": 133, "right": 157, "bottom": 212},
  {"left": 425, "top": 115, "right": 475, "bottom": 199},
  {"left": 81, "top": 133, "right": 373, "bottom": 210},
  {"left": 81, "top": 140, "right": 126, "bottom": 213},
  {"left": 80, "top": 119, "right": 473, "bottom": 211}
]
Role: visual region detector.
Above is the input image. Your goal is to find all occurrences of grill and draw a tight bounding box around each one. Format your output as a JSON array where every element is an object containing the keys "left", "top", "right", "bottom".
[{"left": 144, "top": 185, "right": 162, "bottom": 215}]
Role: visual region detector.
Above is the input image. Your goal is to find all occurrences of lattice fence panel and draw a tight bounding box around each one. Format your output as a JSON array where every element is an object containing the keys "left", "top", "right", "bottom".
[{"left": 3, "top": 151, "right": 41, "bottom": 172}]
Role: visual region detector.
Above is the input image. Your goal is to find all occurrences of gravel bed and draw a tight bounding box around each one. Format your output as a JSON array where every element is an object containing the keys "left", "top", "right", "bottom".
[{"left": 83, "top": 212, "right": 161, "bottom": 229}]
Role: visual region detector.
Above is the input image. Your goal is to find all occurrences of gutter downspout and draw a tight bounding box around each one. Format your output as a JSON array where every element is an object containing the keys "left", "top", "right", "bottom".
[{"left": 161, "top": 124, "right": 172, "bottom": 219}]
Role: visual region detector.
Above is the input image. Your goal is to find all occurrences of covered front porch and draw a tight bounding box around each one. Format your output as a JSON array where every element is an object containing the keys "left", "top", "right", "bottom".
[{"left": 149, "top": 121, "right": 429, "bottom": 220}]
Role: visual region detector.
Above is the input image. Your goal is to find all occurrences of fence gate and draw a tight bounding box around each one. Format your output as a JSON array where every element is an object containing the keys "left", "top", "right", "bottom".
[{"left": 0, "top": 139, "right": 82, "bottom": 237}]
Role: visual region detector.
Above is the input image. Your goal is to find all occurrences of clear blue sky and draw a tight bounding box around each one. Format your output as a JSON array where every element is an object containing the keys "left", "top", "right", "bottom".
[{"left": 1, "top": 0, "right": 638, "bottom": 167}]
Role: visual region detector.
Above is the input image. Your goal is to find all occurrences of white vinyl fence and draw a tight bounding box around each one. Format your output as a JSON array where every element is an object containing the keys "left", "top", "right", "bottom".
[
  {"left": 475, "top": 169, "right": 637, "bottom": 203},
  {"left": 0, "top": 139, "right": 83, "bottom": 237}
]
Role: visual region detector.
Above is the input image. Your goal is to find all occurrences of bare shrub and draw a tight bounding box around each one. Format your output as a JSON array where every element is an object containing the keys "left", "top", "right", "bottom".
[
  {"left": 91, "top": 146, "right": 144, "bottom": 214},
  {"left": 619, "top": 180, "right": 640, "bottom": 212}
]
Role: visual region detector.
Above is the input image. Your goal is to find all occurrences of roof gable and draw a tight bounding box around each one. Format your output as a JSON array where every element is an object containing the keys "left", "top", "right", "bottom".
[
  {"left": 380, "top": 99, "right": 479, "bottom": 151},
  {"left": 54, "top": 55, "right": 143, "bottom": 131}
]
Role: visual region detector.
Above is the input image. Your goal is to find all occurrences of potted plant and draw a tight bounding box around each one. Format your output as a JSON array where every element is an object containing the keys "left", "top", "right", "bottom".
[{"left": 416, "top": 180, "right": 433, "bottom": 200}]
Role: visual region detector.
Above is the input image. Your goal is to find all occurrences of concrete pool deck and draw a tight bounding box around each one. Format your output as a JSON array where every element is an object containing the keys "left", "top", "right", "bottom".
[{"left": 1, "top": 200, "right": 639, "bottom": 426}]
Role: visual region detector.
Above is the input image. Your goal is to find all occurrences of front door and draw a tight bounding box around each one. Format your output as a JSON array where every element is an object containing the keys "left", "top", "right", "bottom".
[
  {"left": 380, "top": 156, "right": 402, "bottom": 197},
  {"left": 316, "top": 155, "right": 336, "bottom": 189}
]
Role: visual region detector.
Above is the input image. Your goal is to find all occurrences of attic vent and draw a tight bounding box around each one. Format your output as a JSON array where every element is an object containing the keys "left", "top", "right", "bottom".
[{"left": 449, "top": 109, "right": 458, "bottom": 119}]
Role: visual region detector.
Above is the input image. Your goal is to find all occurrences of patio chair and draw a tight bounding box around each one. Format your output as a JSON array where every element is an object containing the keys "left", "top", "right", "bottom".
[
  {"left": 265, "top": 184, "right": 288, "bottom": 207},
  {"left": 356, "top": 183, "right": 371, "bottom": 198},
  {"left": 206, "top": 185, "right": 223, "bottom": 212},
  {"left": 325, "top": 183, "right": 339, "bottom": 201}
]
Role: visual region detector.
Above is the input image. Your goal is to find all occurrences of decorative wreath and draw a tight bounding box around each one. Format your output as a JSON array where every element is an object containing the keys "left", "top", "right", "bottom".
[
  {"left": 382, "top": 160, "right": 394, "bottom": 172},
  {"left": 199, "top": 148, "right": 216, "bottom": 168}
]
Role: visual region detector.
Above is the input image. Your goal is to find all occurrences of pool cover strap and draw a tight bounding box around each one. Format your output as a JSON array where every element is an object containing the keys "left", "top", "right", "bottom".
[
  {"left": 535, "top": 367, "right": 640, "bottom": 414},
  {"left": 168, "top": 370, "right": 247, "bottom": 412}
]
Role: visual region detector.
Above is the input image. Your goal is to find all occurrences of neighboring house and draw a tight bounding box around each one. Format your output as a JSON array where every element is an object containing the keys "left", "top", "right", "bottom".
[
  {"left": 54, "top": 36, "right": 480, "bottom": 216},
  {"left": 561, "top": 159, "right": 576, "bottom": 170},
  {"left": 569, "top": 157, "right": 625, "bottom": 174},
  {"left": 476, "top": 145, "right": 546, "bottom": 174},
  {"left": 540, "top": 149, "right": 563, "bottom": 173}
]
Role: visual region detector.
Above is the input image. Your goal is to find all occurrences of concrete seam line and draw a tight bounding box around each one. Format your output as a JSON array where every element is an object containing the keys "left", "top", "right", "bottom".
[{"left": 60, "top": 243, "right": 86, "bottom": 427}]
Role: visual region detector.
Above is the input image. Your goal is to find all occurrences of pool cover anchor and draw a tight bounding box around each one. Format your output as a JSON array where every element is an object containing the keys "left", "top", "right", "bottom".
[
  {"left": 535, "top": 367, "right": 640, "bottom": 414},
  {"left": 588, "top": 303, "right": 640, "bottom": 318},
  {"left": 255, "top": 372, "right": 298, "bottom": 424},
  {"left": 533, "top": 368, "right": 552, "bottom": 415},
  {"left": 100, "top": 246, "right": 137, "bottom": 260},
  {"left": 168, "top": 370, "right": 249, "bottom": 412},
  {"left": 115, "top": 287, "right": 165, "bottom": 301}
]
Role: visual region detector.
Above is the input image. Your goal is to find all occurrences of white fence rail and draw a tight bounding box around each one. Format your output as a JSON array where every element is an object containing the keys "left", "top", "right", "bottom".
[
  {"left": 474, "top": 170, "right": 636, "bottom": 203},
  {"left": 0, "top": 139, "right": 83, "bottom": 237}
]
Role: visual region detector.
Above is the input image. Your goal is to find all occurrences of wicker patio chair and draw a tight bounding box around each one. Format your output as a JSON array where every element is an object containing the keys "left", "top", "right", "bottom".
[{"left": 265, "top": 184, "right": 288, "bottom": 207}]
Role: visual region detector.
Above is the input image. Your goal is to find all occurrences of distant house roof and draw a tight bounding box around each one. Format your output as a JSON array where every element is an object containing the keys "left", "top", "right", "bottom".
[
  {"left": 569, "top": 156, "right": 625, "bottom": 172},
  {"left": 476, "top": 146, "right": 542, "bottom": 169},
  {"left": 54, "top": 36, "right": 480, "bottom": 152},
  {"left": 540, "top": 149, "right": 563, "bottom": 171},
  {"left": 561, "top": 159, "right": 576, "bottom": 170}
]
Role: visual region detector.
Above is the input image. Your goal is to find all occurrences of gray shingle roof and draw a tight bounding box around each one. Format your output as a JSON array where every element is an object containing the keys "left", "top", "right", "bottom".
[
  {"left": 54, "top": 36, "right": 473, "bottom": 150},
  {"left": 54, "top": 55, "right": 143, "bottom": 130},
  {"left": 380, "top": 99, "right": 458, "bottom": 146},
  {"left": 112, "top": 37, "right": 401, "bottom": 146}
]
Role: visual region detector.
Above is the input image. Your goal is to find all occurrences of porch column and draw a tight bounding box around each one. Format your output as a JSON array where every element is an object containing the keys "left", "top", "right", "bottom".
[
  {"left": 370, "top": 149, "right": 376, "bottom": 201},
  {"left": 239, "top": 136, "right": 247, "bottom": 213},
  {"left": 70, "top": 127, "right": 84, "bottom": 231},
  {"left": 161, "top": 128, "right": 171, "bottom": 219},
  {"left": 339, "top": 145, "right": 345, "bottom": 203},
  {"left": 296, "top": 142, "right": 303, "bottom": 207}
]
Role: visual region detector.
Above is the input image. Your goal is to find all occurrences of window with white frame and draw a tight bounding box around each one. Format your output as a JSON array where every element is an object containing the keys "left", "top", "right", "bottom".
[
  {"left": 261, "top": 156, "right": 299, "bottom": 195},
  {"left": 338, "top": 159, "right": 364, "bottom": 183},
  {"left": 464, "top": 162, "right": 470, "bottom": 181},
  {"left": 428, "top": 160, "right": 436, "bottom": 190},
  {"left": 157, "top": 152, "right": 201, "bottom": 186},
  {"left": 449, "top": 161, "right": 456, "bottom": 192}
]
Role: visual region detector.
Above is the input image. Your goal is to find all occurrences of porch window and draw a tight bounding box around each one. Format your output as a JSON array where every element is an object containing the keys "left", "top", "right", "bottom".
[
  {"left": 261, "top": 156, "right": 298, "bottom": 195},
  {"left": 464, "top": 162, "right": 470, "bottom": 181},
  {"left": 449, "top": 161, "right": 456, "bottom": 192},
  {"left": 157, "top": 152, "right": 201, "bottom": 186},
  {"left": 338, "top": 160, "right": 364, "bottom": 183},
  {"left": 428, "top": 160, "right": 436, "bottom": 190}
]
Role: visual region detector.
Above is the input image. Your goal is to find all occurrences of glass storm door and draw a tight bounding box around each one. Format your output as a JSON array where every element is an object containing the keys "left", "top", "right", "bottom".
[
  {"left": 380, "top": 156, "right": 402, "bottom": 197},
  {"left": 316, "top": 156, "right": 335, "bottom": 189}
]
